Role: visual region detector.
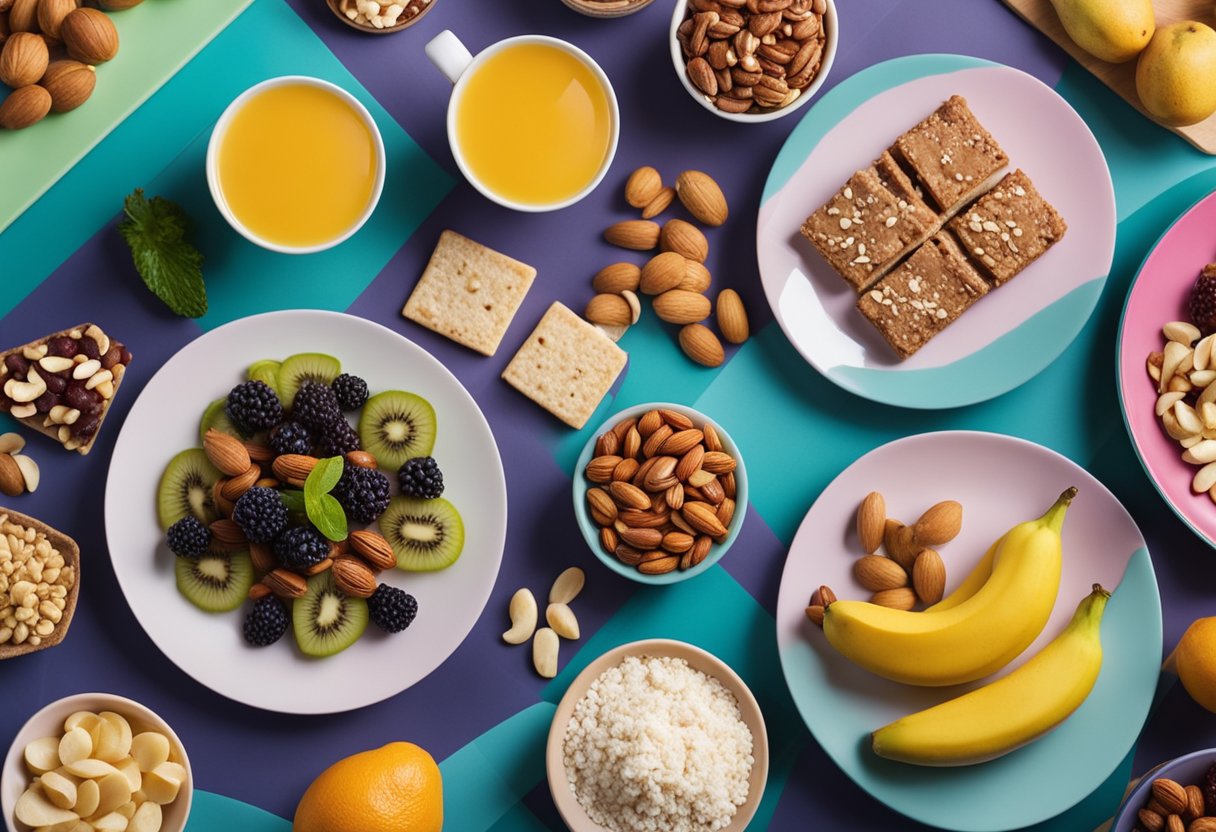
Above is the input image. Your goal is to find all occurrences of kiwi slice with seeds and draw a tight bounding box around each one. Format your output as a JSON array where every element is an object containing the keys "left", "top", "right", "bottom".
[
  {"left": 277, "top": 353, "right": 341, "bottom": 410},
  {"left": 358, "top": 391, "right": 436, "bottom": 471},
  {"left": 379, "top": 496, "right": 464, "bottom": 572},
  {"left": 157, "top": 448, "right": 221, "bottom": 530},
  {"left": 246, "top": 359, "right": 282, "bottom": 396},
  {"left": 175, "top": 552, "right": 254, "bottom": 613},
  {"left": 292, "top": 571, "right": 368, "bottom": 658},
  {"left": 198, "top": 398, "right": 243, "bottom": 442}
]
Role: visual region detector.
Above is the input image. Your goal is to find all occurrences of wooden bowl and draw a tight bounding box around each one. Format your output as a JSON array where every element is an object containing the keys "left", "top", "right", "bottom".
[
  {"left": 559, "top": 0, "right": 656, "bottom": 17},
  {"left": 324, "top": 0, "right": 437, "bottom": 34},
  {"left": 0, "top": 508, "right": 79, "bottom": 661}
]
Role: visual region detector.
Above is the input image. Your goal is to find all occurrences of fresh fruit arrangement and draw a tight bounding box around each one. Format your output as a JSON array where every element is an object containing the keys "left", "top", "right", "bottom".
[
  {"left": 156, "top": 352, "right": 464, "bottom": 657},
  {"left": 1127, "top": 770, "right": 1216, "bottom": 832},
  {"left": 14, "top": 708, "right": 185, "bottom": 831},
  {"left": 501, "top": 566, "right": 585, "bottom": 678}
]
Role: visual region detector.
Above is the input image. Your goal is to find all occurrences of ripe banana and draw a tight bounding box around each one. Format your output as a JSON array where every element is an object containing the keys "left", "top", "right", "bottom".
[
  {"left": 925, "top": 537, "right": 998, "bottom": 613},
  {"left": 871, "top": 584, "right": 1109, "bottom": 766},
  {"left": 822, "top": 488, "right": 1075, "bottom": 686}
]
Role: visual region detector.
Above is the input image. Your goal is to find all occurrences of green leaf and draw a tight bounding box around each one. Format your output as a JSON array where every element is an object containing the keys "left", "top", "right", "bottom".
[
  {"left": 279, "top": 490, "right": 307, "bottom": 513},
  {"left": 312, "top": 493, "right": 348, "bottom": 542},
  {"left": 303, "top": 457, "right": 347, "bottom": 541},
  {"left": 118, "top": 188, "right": 207, "bottom": 318}
]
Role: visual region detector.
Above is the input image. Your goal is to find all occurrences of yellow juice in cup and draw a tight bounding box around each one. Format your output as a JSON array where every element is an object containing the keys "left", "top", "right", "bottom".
[
  {"left": 217, "top": 83, "right": 378, "bottom": 248},
  {"left": 455, "top": 42, "right": 613, "bottom": 207}
]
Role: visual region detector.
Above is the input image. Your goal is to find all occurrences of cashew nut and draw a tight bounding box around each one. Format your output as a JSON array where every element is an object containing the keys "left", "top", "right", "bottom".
[
  {"left": 548, "top": 567, "right": 585, "bottom": 605},
  {"left": 546, "top": 603, "right": 580, "bottom": 641},
  {"left": 532, "top": 628, "right": 559, "bottom": 679},
  {"left": 502, "top": 588, "right": 537, "bottom": 645}
]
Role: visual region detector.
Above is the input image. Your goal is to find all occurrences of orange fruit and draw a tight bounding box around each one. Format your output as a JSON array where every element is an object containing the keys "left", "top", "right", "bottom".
[
  {"left": 1171, "top": 616, "right": 1216, "bottom": 713},
  {"left": 293, "top": 741, "right": 442, "bottom": 832}
]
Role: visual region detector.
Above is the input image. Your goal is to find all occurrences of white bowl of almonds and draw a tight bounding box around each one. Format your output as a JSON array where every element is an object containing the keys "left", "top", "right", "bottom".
[
  {"left": 3, "top": 693, "right": 192, "bottom": 832},
  {"left": 669, "top": 0, "right": 837, "bottom": 123}
]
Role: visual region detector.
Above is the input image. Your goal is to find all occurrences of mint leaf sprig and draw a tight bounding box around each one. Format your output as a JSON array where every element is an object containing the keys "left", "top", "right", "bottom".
[
  {"left": 118, "top": 188, "right": 207, "bottom": 318},
  {"left": 303, "top": 456, "right": 348, "bottom": 542}
]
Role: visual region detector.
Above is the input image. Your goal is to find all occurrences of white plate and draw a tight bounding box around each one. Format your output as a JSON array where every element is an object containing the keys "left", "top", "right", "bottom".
[{"left": 104, "top": 310, "right": 507, "bottom": 714}]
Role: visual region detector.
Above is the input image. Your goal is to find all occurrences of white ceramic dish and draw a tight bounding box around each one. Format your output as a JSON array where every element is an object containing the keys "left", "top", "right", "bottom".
[
  {"left": 3, "top": 692, "right": 192, "bottom": 832},
  {"left": 668, "top": 0, "right": 837, "bottom": 123},
  {"left": 103, "top": 310, "right": 507, "bottom": 714},
  {"left": 205, "top": 76, "right": 386, "bottom": 254},
  {"left": 546, "top": 639, "right": 768, "bottom": 832}
]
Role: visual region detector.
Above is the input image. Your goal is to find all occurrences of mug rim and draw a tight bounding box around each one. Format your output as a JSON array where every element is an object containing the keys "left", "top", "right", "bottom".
[
  {"left": 444, "top": 35, "right": 621, "bottom": 213},
  {"left": 205, "top": 75, "right": 387, "bottom": 255}
]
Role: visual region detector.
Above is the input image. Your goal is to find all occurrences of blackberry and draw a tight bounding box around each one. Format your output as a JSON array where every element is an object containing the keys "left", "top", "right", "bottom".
[
  {"left": 225, "top": 380, "right": 283, "bottom": 434},
  {"left": 273, "top": 526, "right": 330, "bottom": 570},
  {"left": 243, "top": 597, "right": 289, "bottom": 647},
  {"left": 1205, "top": 762, "right": 1216, "bottom": 816},
  {"left": 270, "top": 421, "right": 313, "bottom": 457},
  {"left": 315, "top": 419, "right": 362, "bottom": 458},
  {"left": 331, "top": 373, "right": 369, "bottom": 411},
  {"left": 333, "top": 465, "right": 391, "bottom": 524},
  {"left": 1191, "top": 267, "right": 1216, "bottom": 335},
  {"left": 166, "top": 516, "right": 210, "bottom": 558},
  {"left": 291, "top": 382, "right": 342, "bottom": 431},
  {"left": 398, "top": 456, "right": 444, "bottom": 499},
  {"left": 368, "top": 584, "right": 417, "bottom": 633},
  {"left": 232, "top": 486, "right": 289, "bottom": 543}
]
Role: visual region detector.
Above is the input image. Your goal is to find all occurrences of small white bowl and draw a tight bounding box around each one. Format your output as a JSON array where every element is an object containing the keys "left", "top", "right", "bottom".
[
  {"left": 3, "top": 693, "right": 193, "bottom": 832},
  {"left": 669, "top": 0, "right": 838, "bottom": 123},
  {"left": 206, "top": 75, "right": 386, "bottom": 254}
]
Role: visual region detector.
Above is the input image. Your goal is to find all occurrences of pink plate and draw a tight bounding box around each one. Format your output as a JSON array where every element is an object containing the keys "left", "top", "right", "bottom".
[{"left": 1118, "top": 189, "right": 1216, "bottom": 547}]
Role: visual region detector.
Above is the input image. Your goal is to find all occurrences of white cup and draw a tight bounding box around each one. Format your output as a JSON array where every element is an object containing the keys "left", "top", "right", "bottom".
[
  {"left": 206, "top": 75, "right": 386, "bottom": 255},
  {"left": 425, "top": 31, "right": 621, "bottom": 212}
]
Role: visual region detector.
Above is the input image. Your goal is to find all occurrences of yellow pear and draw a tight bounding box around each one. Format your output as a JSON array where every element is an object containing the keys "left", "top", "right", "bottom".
[
  {"left": 1136, "top": 21, "right": 1216, "bottom": 126},
  {"left": 1049, "top": 0, "right": 1154, "bottom": 63}
]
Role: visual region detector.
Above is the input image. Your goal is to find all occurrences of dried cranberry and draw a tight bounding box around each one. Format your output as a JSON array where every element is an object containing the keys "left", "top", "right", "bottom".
[
  {"left": 73, "top": 412, "right": 100, "bottom": 438},
  {"left": 119, "top": 346, "right": 132, "bottom": 365},
  {"left": 46, "top": 337, "right": 78, "bottom": 358},
  {"left": 100, "top": 345, "right": 122, "bottom": 370},
  {"left": 4, "top": 354, "right": 28, "bottom": 376},
  {"left": 63, "top": 381, "right": 100, "bottom": 410},
  {"left": 34, "top": 391, "right": 57, "bottom": 413},
  {"left": 44, "top": 374, "right": 66, "bottom": 395},
  {"left": 79, "top": 337, "right": 100, "bottom": 360}
]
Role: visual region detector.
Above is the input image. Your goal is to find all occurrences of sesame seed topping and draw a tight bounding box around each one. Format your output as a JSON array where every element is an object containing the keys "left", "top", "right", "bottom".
[
  {"left": 843, "top": 186, "right": 853, "bottom": 199},
  {"left": 885, "top": 216, "right": 898, "bottom": 227},
  {"left": 869, "top": 290, "right": 883, "bottom": 302},
  {"left": 982, "top": 221, "right": 1001, "bottom": 233},
  {"left": 936, "top": 308, "right": 948, "bottom": 319},
  {"left": 839, "top": 217, "right": 852, "bottom": 230}
]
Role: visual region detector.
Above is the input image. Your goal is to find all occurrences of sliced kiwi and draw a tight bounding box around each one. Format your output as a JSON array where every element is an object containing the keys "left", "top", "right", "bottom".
[
  {"left": 175, "top": 552, "right": 254, "bottom": 613},
  {"left": 157, "top": 448, "right": 222, "bottom": 530},
  {"left": 277, "top": 353, "right": 341, "bottom": 410},
  {"left": 198, "top": 397, "right": 243, "bottom": 442},
  {"left": 358, "top": 391, "right": 436, "bottom": 470},
  {"left": 292, "top": 571, "right": 368, "bottom": 658},
  {"left": 379, "top": 496, "right": 464, "bottom": 572},
  {"left": 246, "top": 359, "right": 282, "bottom": 396}
]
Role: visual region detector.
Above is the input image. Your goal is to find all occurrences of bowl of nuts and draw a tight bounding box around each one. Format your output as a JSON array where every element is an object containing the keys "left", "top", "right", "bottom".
[
  {"left": 670, "top": 0, "right": 837, "bottom": 122},
  {"left": 0, "top": 508, "right": 79, "bottom": 661},
  {"left": 1109, "top": 749, "right": 1216, "bottom": 832},
  {"left": 573, "top": 402, "right": 747, "bottom": 584},
  {"left": 325, "top": 0, "right": 436, "bottom": 33},
  {"left": 2, "top": 692, "right": 192, "bottom": 832}
]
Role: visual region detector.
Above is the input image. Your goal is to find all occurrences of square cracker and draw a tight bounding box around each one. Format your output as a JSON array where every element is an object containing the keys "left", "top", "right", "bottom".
[
  {"left": 403, "top": 230, "right": 538, "bottom": 356},
  {"left": 502, "top": 302, "right": 627, "bottom": 429}
]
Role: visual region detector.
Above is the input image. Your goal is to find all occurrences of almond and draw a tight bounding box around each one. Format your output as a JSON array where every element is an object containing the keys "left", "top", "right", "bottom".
[
  {"left": 883, "top": 520, "right": 921, "bottom": 570},
  {"left": 264, "top": 569, "right": 307, "bottom": 600},
  {"left": 619, "top": 526, "right": 662, "bottom": 549},
  {"left": 208, "top": 518, "right": 247, "bottom": 548},
  {"left": 871, "top": 587, "right": 917, "bottom": 610},
  {"left": 0, "top": 31, "right": 47, "bottom": 86},
  {"left": 660, "top": 429, "right": 704, "bottom": 456},
  {"left": 348, "top": 529, "right": 396, "bottom": 571},
  {"left": 678, "top": 260, "right": 712, "bottom": 293},
  {"left": 220, "top": 464, "right": 260, "bottom": 501},
  {"left": 913, "top": 500, "right": 963, "bottom": 547},
  {"left": 641, "top": 424, "right": 672, "bottom": 458},
  {"left": 701, "top": 450, "right": 735, "bottom": 474},
  {"left": 682, "top": 501, "right": 727, "bottom": 536},
  {"left": 604, "top": 219, "right": 660, "bottom": 250},
  {"left": 641, "top": 455, "right": 678, "bottom": 492},
  {"left": 641, "top": 186, "right": 675, "bottom": 220},
  {"left": 1185, "top": 785, "right": 1205, "bottom": 820},
  {"left": 805, "top": 604, "right": 825, "bottom": 627},
  {"left": 97, "top": 0, "right": 146, "bottom": 8},
  {"left": 675, "top": 170, "right": 729, "bottom": 226},
  {"left": 853, "top": 554, "right": 906, "bottom": 592},
  {"left": 331, "top": 556, "right": 377, "bottom": 598},
  {"left": 248, "top": 583, "right": 272, "bottom": 601},
  {"left": 912, "top": 548, "right": 946, "bottom": 605},
  {"left": 1152, "top": 780, "right": 1188, "bottom": 817},
  {"left": 654, "top": 289, "right": 711, "bottom": 324},
  {"left": 0, "top": 453, "right": 25, "bottom": 496},
  {"left": 243, "top": 440, "right": 274, "bottom": 464},
  {"left": 249, "top": 542, "right": 276, "bottom": 574},
  {"left": 661, "top": 531, "right": 694, "bottom": 553},
  {"left": 675, "top": 445, "right": 704, "bottom": 481},
  {"left": 585, "top": 454, "right": 622, "bottom": 483},
  {"left": 609, "top": 481, "right": 651, "bottom": 511},
  {"left": 60, "top": 7, "right": 117, "bottom": 64},
  {"left": 1188, "top": 816, "right": 1216, "bottom": 831},
  {"left": 678, "top": 323, "right": 724, "bottom": 367},
  {"left": 624, "top": 165, "right": 662, "bottom": 208},
  {"left": 639, "top": 251, "right": 687, "bottom": 295},
  {"left": 856, "top": 491, "right": 885, "bottom": 554},
  {"left": 9, "top": 0, "right": 38, "bottom": 32},
  {"left": 592, "top": 262, "right": 641, "bottom": 294},
  {"left": 637, "top": 409, "right": 664, "bottom": 437},
  {"left": 584, "top": 293, "right": 632, "bottom": 327},
  {"left": 36, "top": 0, "right": 76, "bottom": 39},
  {"left": 0, "top": 83, "right": 50, "bottom": 129},
  {"left": 271, "top": 453, "right": 318, "bottom": 485},
  {"left": 345, "top": 449, "right": 377, "bottom": 469},
  {"left": 659, "top": 219, "right": 708, "bottom": 262},
  {"left": 659, "top": 409, "right": 694, "bottom": 430},
  {"left": 41, "top": 58, "right": 94, "bottom": 112},
  {"left": 586, "top": 487, "right": 617, "bottom": 522},
  {"left": 203, "top": 428, "right": 252, "bottom": 477},
  {"left": 716, "top": 288, "right": 749, "bottom": 344},
  {"left": 1138, "top": 808, "right": 1164, "bottom": 832}
]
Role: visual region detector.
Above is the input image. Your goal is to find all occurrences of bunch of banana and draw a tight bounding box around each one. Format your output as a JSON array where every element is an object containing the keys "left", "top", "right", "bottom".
[
  {"left": 822, "top": 487, "right": 1076, "bottom": 686},
  {"left": 871, "top": 584, "right": 1110, "bottom": 766}
]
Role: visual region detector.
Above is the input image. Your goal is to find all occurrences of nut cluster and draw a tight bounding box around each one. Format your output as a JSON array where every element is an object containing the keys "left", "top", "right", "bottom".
[
  {"left": 1, "top": 325, "right": 131, "bottom": 453},
  {"left": 202, "top": 433, "right": 392, "bottom": 600},
  {"left": 502, "top": 567, "right": 585, "bottom": 679},
  {"left": 0, "top": 432, "right": 40, "bottom": 497},
  {"left": 588, "top": 167, "right": 749, "bottom": 367},
  {"left": 335, "top": 0, "right": 430, "bottom": 30},
  {"left": 675, "top": 0, "right": 827, "bottom": 116},
  {"left": 584, "top": 409, "right": 738, "bottom": 576},
  {"left": 1146, "top": 321, "right": 1216, "bottom": 501},
  {"left": 1133, "top": 775, "right": 1216, "bottom": 832},
  {"left": 0, "top": 512, "right": 74, "bottom": 648},
  {"left": 0, "top": 0, "right": 130, "bottom": 130},
  {"left": 806, "top": 492, "right": 960, "bottom": 626}
]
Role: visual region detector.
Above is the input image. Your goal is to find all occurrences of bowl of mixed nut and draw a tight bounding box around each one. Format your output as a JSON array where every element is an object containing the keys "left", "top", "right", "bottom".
[
  {"left": 573, "top": 402, "right": 747, "bottom": 584},
  {"left": 325, "top": 0, "right": 436, "bottom": 33},
  {"left": 1109, "top": 748, "right": 1216, "bottom": 832},
  {"left": 0, "top": 508, "right": 79, "bottom": 661},
  {"left": 669, "top": 0, "right": 837, "bottom": 123}
]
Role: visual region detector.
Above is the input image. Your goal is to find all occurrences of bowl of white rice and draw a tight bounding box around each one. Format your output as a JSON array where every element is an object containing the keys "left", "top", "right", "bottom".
[{"left": 546, "top": 639, "right": 769, "bottom": 832}]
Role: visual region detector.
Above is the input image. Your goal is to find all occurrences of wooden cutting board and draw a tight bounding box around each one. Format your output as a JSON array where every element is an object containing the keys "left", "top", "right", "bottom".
[{"left": 1000, "top": 0, "right": 1216, "bottom": 154}]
